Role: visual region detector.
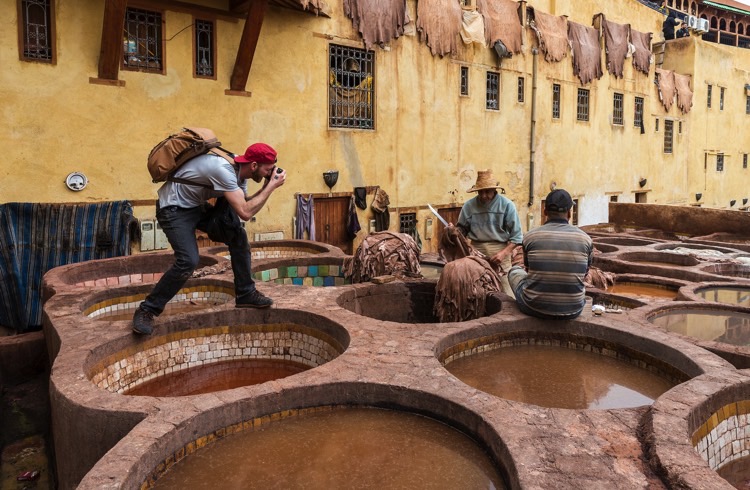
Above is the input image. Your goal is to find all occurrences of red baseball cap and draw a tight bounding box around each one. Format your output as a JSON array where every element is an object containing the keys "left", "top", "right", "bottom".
[{"left": 234, "top": 143, "right": 277, "bottom": 164}]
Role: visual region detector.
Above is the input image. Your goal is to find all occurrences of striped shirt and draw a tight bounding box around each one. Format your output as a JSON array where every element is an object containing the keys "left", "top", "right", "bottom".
[{"left": 516, "top": 219, "right": 593, "bottom": 318}]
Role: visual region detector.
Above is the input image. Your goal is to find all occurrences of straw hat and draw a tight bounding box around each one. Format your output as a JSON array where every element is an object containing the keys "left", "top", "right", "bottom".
[{"left": 467, "top": 170, "right": 504, "bottom": 193}]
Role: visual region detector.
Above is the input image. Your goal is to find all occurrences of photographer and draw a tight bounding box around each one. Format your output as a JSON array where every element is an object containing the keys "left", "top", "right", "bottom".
[{"left": 132, "top": 143, "right": 286, "bottom": 335}]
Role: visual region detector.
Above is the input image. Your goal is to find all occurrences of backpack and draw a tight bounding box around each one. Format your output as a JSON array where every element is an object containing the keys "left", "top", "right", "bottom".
[{"left": 147, "top": 127, "right": 234, "bottom": 184}]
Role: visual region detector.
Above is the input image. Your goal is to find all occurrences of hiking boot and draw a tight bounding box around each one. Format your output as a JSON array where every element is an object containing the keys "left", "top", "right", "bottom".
[
  {"left": 236, "top": 289, "right": 273, "bottom": 308},
  {"left": 132, "top": 306, "right": 155, "bottom": 335}
]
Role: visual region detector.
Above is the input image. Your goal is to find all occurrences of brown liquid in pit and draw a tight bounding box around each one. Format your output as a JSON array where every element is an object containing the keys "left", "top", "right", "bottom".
[
  {"left": 446, "top": 344, "right": 674, "bottom": 409},
  {"left": 97, "top": 301, "right": 221, "bottom": 321},
  {"left": 717, "top": 455, "right": 750, "bottom": 489},
  {"left": 698, "top": 287, "right": 750, "bottom": 307},
  {"left": 152, "top": 408, "right": 505, "bottom": 489},
  {"left": 650, "top": 310, "right": 750, "bottom": 346},
  {"left": 125, "top": 359, "right": 309, "bottom": 396},
  {"left": 632, "top": 260, "right": 687, "bottom": 267},
  {"left": 608, "top": 282, "right": 678, "bottom": 299}
]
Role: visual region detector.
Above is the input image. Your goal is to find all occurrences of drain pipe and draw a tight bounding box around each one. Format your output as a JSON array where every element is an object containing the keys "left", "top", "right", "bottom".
[{"left": 528, "top": 48, "right": 538, "bottom": 217}]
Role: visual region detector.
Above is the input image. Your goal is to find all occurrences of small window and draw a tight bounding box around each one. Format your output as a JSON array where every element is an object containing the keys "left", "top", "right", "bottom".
[
  {"left": 486, "top": 71, "right": 500, "bottom": 111},
  {"left": 707, "top": 84, "right": 712, "bottom": 108},
  {"left": 552, "top": 83, "right": 561, "bottom": 119},
  {"left": 194, "top": 19, "right": 215, "bottom": 79},
  {"left": 571, "top": 199, "right": 579, "bottom": 225},
  {"left": 678, "top": 121, "right": 682, "bottom": 134},
  {"left": 329, "top": 44, "right": 375, "bottom": 129},
  {"left": 635, "top": 192, "right": 648, "bottom": 203},
  {"left": 664, "top": 120, "right": 674, "bottom": 153},
  {"left": 613, "top": 93, "right": 624, "bottom": 125},
  {"left": 655, "top": 118, "right": 660, "bottom": 132},
  {"left": 717, "top": 153, "right": 724, "bottom": 171},
  {"left": 610, "top": 195, "right": 619, "bottom": 202},
  {"left": 576, "top": 88, "right": 589, "bottom": 121},
  {"left": 720, "top": 86, "right": 725, "bottom": 110},
  {"left": 517, "top": 76, "right": 525, "bottom": 103},
  {"left": 399, "top": 213, "right": 417, "bottom": 235},
  {"left": 744, "top": 153, "right": 748, "bottom": 169},
  {"left": 634, "top": 96, "right": 644, "bottom": 128},
  {"left": 460, "top": 66, "right": 469, "bottom": 96},
  {"left": 746, "top": 94, "right": 750, "bottom": 114},
  {"left": 19, "top": 0, "right": 55, "bottom": 63},
  {"left": 123, "top": 7, "right": 164, "bottom": 73}
]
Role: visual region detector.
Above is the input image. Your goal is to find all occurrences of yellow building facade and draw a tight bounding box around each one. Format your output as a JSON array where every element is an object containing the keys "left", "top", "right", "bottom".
[{"left": 2, "top": 0, "right": 749, "bottom": 255}]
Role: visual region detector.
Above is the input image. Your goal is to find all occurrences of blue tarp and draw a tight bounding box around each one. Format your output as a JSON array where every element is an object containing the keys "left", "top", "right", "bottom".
[{"left": 0, "top": 201, "right": 134, "bottom": 333}]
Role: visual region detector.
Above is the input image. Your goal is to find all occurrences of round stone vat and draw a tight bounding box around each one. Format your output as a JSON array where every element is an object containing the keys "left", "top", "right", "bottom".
[
  {"left": 42, "top": 252, "right": 220, "bottom": 299},
  {"left": 87, "top": 317, "right": 349, "bottom": 395},
  {"left": 147, "top": 406, "right": 507, "bottom": 488},
  {"left": 616, "top": 250, "right": 701, "bottom": 267},
  {"left": 593, "top": 242, "right": 619, "bottom": 254},
  {"left": 693, "top": 285, "right": 750, "bottom": 307},
  {"left": 605, "top": 275, "right": 684, "bottom": 301},
  {"left": 438, "top": 323, "right": 693, "bottom": 410},
  {"left": 646, "top": 371, "right": 750, "bottom": 489},
  {"left": 586, "top": 291, "right": 646, "bottom": 311},
  {"left": 594, "top": 237, "right": 657, "bottom": 247},
  {"left": 82, "top": 280, "right": 233, "bottom": 321},
  {"left": 699, "top": 262, "right": 750, "bottom": 279},
  {"left": 580, "top": 223, "right": 647, "bottom": 235},
  {"left": 629, "top": 229, "right": 686, "bottom": 241},
  {"left": 204, "top": 239, "right": 345, "bottom": 260},
  {"left": 419, "top": 261, "right": 444, "bottom": 280},
  {"left": 653, "top": 242, "right": 741, "bottom": 257},
  {"left": 337, "top": 281, "right": 500, "bottom": 323},
  {"left": 648, "top": 304, "right": 750, "bottom": 348},
  {"left": 253, "top": 256, "right": 350, "bottom": 287}
]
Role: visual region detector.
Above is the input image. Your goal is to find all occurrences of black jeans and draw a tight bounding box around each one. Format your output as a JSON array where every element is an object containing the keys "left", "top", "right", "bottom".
[{"left": 140, "top": 204, "right": 256, "bottom": 315}]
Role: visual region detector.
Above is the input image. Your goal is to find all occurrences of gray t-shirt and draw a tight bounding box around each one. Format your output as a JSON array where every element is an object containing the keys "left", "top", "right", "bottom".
[{"left": 157, "top": 153, "right": 248, "bottom": 208}]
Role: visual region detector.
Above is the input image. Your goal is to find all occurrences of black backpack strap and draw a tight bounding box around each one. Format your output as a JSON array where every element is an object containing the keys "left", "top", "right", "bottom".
[{"left": 166, "top": 175, "right": 213, "bottom": 189}]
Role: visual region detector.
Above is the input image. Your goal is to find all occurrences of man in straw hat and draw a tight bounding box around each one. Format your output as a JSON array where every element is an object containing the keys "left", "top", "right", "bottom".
[
  {"left": 508, "top": 189, "right": 593, "bottom": 319},
  {"left": 455, "top": 169, "right": 523, "bottom": 297}
]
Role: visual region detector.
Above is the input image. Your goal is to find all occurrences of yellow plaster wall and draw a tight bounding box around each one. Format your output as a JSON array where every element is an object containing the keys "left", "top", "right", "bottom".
[{"left": 2, "top": 0, "right": 749, "bottom": 256}]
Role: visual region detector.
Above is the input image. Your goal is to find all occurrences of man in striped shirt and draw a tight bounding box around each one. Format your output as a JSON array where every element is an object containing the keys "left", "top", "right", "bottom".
[{"left": 508, "top": 189, "right": 593, "bottom": 319}]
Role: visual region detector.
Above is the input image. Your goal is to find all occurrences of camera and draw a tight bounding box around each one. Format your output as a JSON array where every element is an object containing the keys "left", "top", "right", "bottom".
[{"left": 276, "top": 167, "right": 283, "bottom": 174}]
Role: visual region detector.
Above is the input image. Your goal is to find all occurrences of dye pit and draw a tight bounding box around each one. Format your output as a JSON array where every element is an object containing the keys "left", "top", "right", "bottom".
[
  {"left": 151, "top": 407, "right": 505, "bottom": 489},
  {"left": 716, "top": 456, "right": 750, "bottom": 489},
  {"left": 445, "top": 344, "right": 674, "bottom": 409},
  {"left": 697, "top": 286, "right": 750, "bottom": 307},
  {"left": 607, "top": 282, "right": 679, "bottom": 300},
  {"left": 649, "top": 309, "right": 750, "bottom": 346},
  {"left": 27, "top": 213, "right": 750, "bottom": 489}
]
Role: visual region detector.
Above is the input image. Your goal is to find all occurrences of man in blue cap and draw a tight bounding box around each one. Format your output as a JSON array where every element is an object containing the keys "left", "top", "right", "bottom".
[{"left": 507, "top": 189, "right": 593, "bottom": 319}]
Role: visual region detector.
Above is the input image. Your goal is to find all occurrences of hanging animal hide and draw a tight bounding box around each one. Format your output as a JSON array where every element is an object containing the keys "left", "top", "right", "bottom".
[
  {"left": 568, "top": 21, "right": 603, "bottom": 85},
  {"left": 599, "top": 15, "right": 630, "bottom": 79},
  {"left": 674, "top": 73, "right": 694, "bottom": 114},
  {"left": 529, "top": 9, "right": 569, "bottom": 62},
  {"left": 343, "top": 0, "right": 411, "bottom": 50},
  {"left": 630, "top": 28, "right": 653, "bottom": 75},
  {"left": 416, "top": 0, "right": 463, "bottom": 57},
  {"left": 476, "top": 0, "right": 523, "bottom": 54},
  {"left": 433, "top": 256, "right": 502, "bottom": 322},
  {"left": 342, "top": 231, "right": 421, "bottom": 283},
  {"left": 655, "top": 68, "right": 676, "bottom": 112}
]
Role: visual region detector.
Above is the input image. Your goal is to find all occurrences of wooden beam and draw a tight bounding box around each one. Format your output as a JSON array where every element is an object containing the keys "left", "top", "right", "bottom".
[
  {"left": 229, "top": 0, "right": 269, "bottom": 92},
  {"left": 129, "top": 0, "right": 242, "bottom": 22},
  {"left": 229, "top": 0, "right": 251, "bottom": 13},
  {"left": 97, "top": 0, "right": 128, "bottom": 81}
]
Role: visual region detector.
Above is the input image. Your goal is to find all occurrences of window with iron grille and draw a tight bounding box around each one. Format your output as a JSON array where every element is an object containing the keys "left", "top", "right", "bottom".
[
  {"left": 717, "top": 153, "right": 724, "bottom": 171},
  {"left": 329, "top": 44, "right": 375, "bottom": 129},
  {"left": 707, "top": 84, "right": 712, "bottom": 108},
  {"left": 399, "top": 213, "right": 417, "bottom": 235},
  {"left": 612, "top": 93, "right": 624, "bottom": 125},
  {"left": 460, "top": 66, "right": 469, "bottom": 96},
  {"left": 746, "top": 94, "right": 750, "bottom": 114},
  {"left": 610, "top": 195, "right": 618, "bottom": 202},
  {"left": 678, "top": 121, "right": 682, "bottom": 134},
  {"left": 19, "top": 0, "right": 55, "bottom": 63},
  {"left": 664, "top": 119, "right": 674, "bottom": 153},
  {"left": 576, "top": 88, "right": 589, "bottom": 121},
  {"left": 744, "top": 153, "right": 748, "bottom": 169},
  {"left": 517, "top": 76, "right": 525, "bottom": 103},
  {"left": 123, "top": 7, "right": 163, "bottom": 73},
  {"left": 194, "top": 19, "right": 215, "bottom": 79},
  {"left": 634, "top": 96, "right": 644, "bottom": 128},
  {"left": 552, "top": 83, "right": 561, "bottom": 119},
  {"left": 720, "top": 86, "right": 725, "bottom": 110},
  {"left": 486, "top": 71, "right": 499, "bottom": 110},
  {"left": 655, "top": 118, "right": 660, "bottom": 132},
  {"left": 572, "top": 199, "right": 579, "bottom": 225}
]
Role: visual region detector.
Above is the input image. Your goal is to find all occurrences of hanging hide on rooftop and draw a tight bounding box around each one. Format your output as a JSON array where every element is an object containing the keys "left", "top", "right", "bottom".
[
  {"left": 674, "top": 72, "right": 694, "bottom": 114},
  {"left": 343, "top": 0, "right": 411, "bottom": 49},
  {"left": 529, "top": 8, "right": 569, "bottom": 62},
  {"left": 598, "top": 14, "right": 630, "bottom": 79},
  {"left": 655, "top": 68, "right": 676, "bottom": 112},
  {"left": 342, "top": 231, "right": 421, "bottom": 283},
  {"left": 568, "top": 21, "right": 603, "bottom": 85},
  {"left": 416, "top": 0, "right": 463, "bottom": 57},
  {"left": 476, "top": 0, "right": 523, "bottom": 54},
  {"left": 433, "top": 256, "right": 502, "bottom": 322},
  {"left": 630, "top": 28, "right": 653, "bottom": 75}
]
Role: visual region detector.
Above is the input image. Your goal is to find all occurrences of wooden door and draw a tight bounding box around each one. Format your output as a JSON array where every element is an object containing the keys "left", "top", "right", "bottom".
[
  {"left": 436, "top": 206, "right": 462, "bottom": 244},
  {"left": 314, "top": 196, "right": 352, "bottom": 254}
]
